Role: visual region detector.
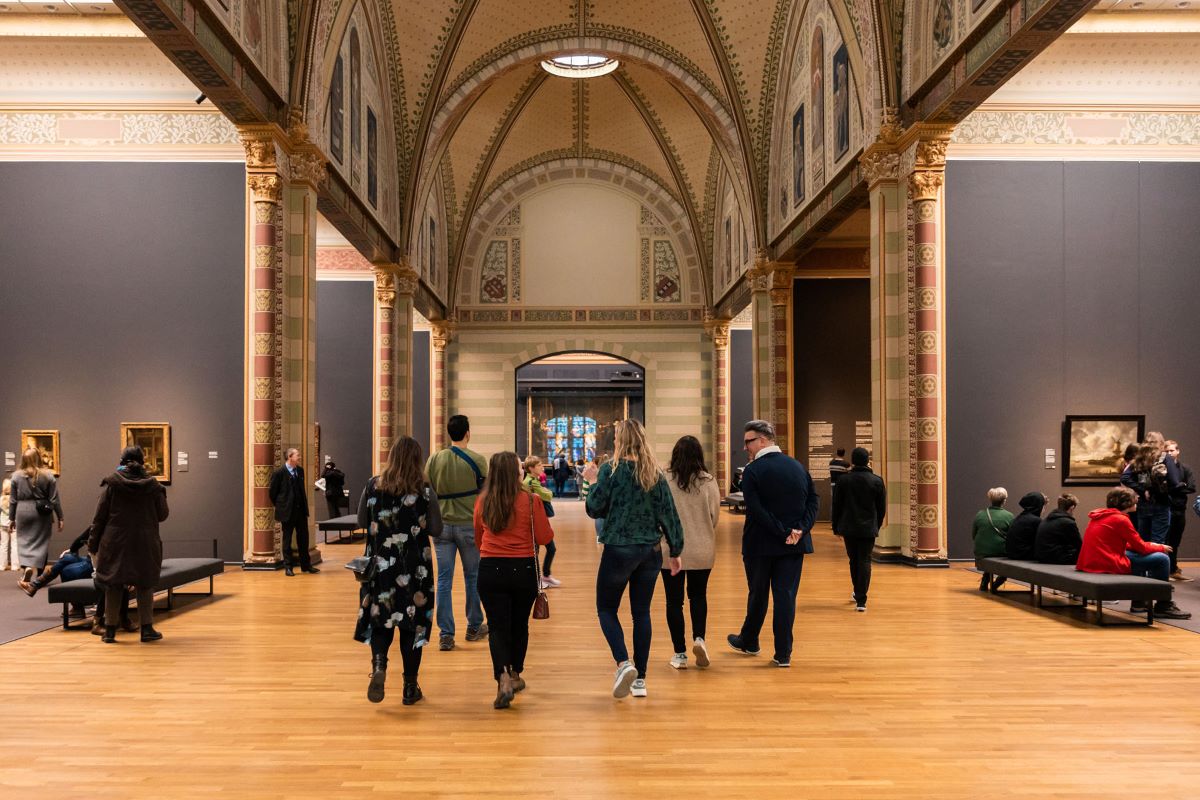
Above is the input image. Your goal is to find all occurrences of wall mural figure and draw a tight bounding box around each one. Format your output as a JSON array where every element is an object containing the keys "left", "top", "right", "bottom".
[
  {"left": 243, "top": 0, "right": 263, "bottom": 56},
  {"left": 350, "top": 28, "right": 361, "bottom": 169},
  {"left": 791, "top": 104, "right": 805, "bottom": 208},
  {"left": 480, "top": 240, "right": 509, "bottom": 303},
  {"left": 429, "top": 217, "right": 437, "bottom": 287},
  {"left": 933, "top": 0, "right": 954, "bottom": 53},
  {"left": 810, "top": 27, "right": 826, "bottom": 190},
  {"left": 832, "top": 44, "right": 850, "bottom": 161},
  {"left": 330, "top": 54, "right": 344, "bottom": 163},
  {"left": 652, "top": 240, "right": 681, "bottom": 303},
  {"left": 366, "top": 107, "right": 377, "bottom": 207}
]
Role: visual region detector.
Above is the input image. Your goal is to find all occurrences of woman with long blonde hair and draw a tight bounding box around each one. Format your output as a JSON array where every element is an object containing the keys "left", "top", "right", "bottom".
[
  {"left": 355, "top": 436, "right": 442, "bottom": 706},
  {"left": 474, "top": 452, "right": 554, "bottom": 709},
  {"left": 10, "top": 447, "right": 64, "bottom": 588},
  {"left": 585, "top": 419, "right": 683, "bottom": 699}
]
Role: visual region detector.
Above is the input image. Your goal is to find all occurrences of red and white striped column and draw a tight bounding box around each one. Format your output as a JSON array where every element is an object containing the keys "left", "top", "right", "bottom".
[
  {"left": 706, "top": 317, "right": 731, "bottom": 490},
  {"left": 373, "top": 269, "right": 397, "bottom": 472}
]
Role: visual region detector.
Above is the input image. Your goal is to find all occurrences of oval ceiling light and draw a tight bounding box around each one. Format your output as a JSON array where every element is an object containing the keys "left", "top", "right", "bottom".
[{"left": 540, "top": 53, "right": 620, "bottom": 79}]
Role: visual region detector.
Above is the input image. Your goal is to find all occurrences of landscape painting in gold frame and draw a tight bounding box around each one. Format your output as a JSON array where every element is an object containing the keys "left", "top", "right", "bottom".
[
  {"left": 20, "top": 430, "right": 60, "bottom": 476},
  {"left": 120, "top": 423, "right": 171, "bottom": 483}
]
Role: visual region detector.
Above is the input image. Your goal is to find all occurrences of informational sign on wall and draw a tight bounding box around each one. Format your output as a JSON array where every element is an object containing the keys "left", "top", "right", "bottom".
[
  {"left": 808, "top": 421, "right": 834, "bottom": 480},
  {"left": 855, "top": 420, "right": 873, "bottom": 453}
]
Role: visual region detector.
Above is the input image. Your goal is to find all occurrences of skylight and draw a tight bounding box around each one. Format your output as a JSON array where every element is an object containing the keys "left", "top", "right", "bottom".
[{"left": 540, "top": 53, "right": 620, "bottom": 79}]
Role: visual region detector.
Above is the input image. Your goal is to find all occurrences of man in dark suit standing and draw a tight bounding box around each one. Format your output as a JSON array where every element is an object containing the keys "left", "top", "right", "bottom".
[
  {"left": 727, "top": 420, "right": 818, "bottom": 668},
  {"left": 269, "top": 448, "right": 319, "bottom": 577},
  {"left": 831, "top": 447, "right": 887, "bottom": 612}
]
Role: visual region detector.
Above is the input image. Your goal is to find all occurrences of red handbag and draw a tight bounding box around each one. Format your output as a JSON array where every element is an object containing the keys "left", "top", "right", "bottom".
[{"left": 529, "top": 495, "right": 550, "bottom": 620}]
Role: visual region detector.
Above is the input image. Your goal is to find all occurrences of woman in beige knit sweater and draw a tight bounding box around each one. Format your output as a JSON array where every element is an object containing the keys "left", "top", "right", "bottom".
[{"left": 660, "top": 435, "right": 721, "bottom": 669}]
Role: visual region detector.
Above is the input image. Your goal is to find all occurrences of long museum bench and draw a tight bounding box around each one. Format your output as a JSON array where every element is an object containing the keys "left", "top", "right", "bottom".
[
  {"left": 45, "top": 557, "right": 224, "bottom": 630},
  {"left": 976, "top": 556, "right": 1173, "bottom": 626}
]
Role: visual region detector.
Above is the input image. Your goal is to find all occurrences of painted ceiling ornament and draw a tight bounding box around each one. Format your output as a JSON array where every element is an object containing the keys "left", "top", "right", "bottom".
[{"left": 933, "top": 0, "right": 954, "bottom": 52}]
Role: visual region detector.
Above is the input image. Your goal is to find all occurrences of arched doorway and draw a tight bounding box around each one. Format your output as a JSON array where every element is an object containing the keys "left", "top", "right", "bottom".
[{"left": 515, "top": 352, "right": 645, "bottom": 476}]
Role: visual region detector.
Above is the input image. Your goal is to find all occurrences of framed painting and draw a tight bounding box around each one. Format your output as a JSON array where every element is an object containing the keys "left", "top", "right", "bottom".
[
  {"left": 1062, "top": 415, "right": 1144, "bottom": 486},
  {"left": 121, "top": 422, "right": 171, "bottom": 483},
  {"left": 20, "top": 430, "right": 60, "bottom": 476}
]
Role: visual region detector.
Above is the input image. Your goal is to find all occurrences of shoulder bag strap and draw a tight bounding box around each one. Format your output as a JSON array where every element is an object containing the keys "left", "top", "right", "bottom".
[
  {"left": 985, "top": 508, "right": 1003, "bottom": 536},
  {"left": 530, "top": 493, "right": 544, "bottom": 587},
  {"left": 440, "top": 447, "right": 485, "bottom": 499}
]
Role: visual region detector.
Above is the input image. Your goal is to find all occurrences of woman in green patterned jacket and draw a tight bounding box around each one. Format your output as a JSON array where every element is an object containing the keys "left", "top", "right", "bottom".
[{"left": 585, "top": 419, "right": 683, "bottom": 700}]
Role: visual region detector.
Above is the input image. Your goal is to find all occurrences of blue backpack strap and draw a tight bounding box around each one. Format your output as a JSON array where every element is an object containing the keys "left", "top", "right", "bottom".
[{"left": 440, "top": 447, "right": 484, "bottom": 500}]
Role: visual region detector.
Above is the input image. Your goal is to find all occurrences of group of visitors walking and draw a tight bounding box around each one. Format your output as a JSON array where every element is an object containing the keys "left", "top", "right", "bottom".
[
  {"left": 971, "top": 430, "right": 1193, "bottom": 619},
  {"left": 3, "top": 445, "right": 169, "bottom": 641}
]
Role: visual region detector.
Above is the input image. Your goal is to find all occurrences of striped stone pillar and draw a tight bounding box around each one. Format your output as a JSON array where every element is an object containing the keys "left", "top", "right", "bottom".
[
  {"left": 749, "top": 255, "right": 795, "bottom": 454},
  {"left": 706, "top": 316, "right": 732, "bottom": 491},
  {"left": 430, "top": 321, "right": 455, "bottom": 453},
  {"left": 373, "top": 269, "right": 397, "bottom": 472},
  {"left": 241, "top": 131, "right": 286, "bottom": 567},
  {"left": 906, "top": 138, "right": 949, "bottom": 562},
  {"left": 392, "top": 269, "right": 418, "bottom": 444},
  {"left": 862, "top": 143, "right": 906, "bottom": 560}
]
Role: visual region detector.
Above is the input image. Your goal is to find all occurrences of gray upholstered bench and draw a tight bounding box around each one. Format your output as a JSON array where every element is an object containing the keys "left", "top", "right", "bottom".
[
  {"left": 45, "top": 557, "right": 224, "bottom": 630},
  {"left": 976, "top": 556, "right": 1173, "bottom": 626}
]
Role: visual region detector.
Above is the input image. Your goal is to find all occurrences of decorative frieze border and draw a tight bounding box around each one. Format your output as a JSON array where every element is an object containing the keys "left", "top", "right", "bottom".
[
  {"left": 455, "top": 306, "right": 705, "bottom": 326},
  {"left": 949, "top": 109, "right": 1200, "bottom": 159},
  {"left": 0, "top": 105, "right": 242, "bottom": 161}
]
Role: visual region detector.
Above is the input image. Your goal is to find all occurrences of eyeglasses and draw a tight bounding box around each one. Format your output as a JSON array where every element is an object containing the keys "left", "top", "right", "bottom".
[{"left": 743, "top": 436, "right": 761, "bottom": 448}]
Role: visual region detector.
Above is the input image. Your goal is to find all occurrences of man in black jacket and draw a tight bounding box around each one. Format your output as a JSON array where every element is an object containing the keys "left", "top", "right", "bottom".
[
  {"left": 831, "top": 447, "right": 886, "bottom": 612},
  {"left": 1004, "top": 492, "right": 1047, "bottom": 561},
  {"left": 727, "top": 420, "right": 819, "bottom": 668},
  {"left": 1165, "top": 441, "right": 1195, "bottom": 581},
  {"left": 1034, "top": 493, "right": 1082, "bottom": 565},
  {"left": 321, "top": 461, "right": 346, "bottom": 519},
  {"left": 269, "top": 448, "right": 318, "bottom": 576}
]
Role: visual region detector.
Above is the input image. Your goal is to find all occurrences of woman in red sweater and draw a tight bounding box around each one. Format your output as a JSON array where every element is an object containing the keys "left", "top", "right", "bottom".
[
  {"left": 1077, "top": 487, "right": 1190, "bottom": 619},
  {"left": 474, "top": 451, "right": 555, "bottom": 709}
]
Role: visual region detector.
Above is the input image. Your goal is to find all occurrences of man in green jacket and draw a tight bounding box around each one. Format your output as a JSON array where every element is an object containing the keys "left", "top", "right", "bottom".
[{"left": 426, "top": 415, "right": 489, "bottom": 650}]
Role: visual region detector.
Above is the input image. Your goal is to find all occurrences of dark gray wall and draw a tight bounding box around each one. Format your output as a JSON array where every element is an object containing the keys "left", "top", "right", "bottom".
[
  {"left": 947, "top": 161, "right": 1200, "bottom": 559},
  {"left": 0, "top": 162, "right": 245, "bottom": 561},
  {"left": 316, "top": 281, "right": 373, "bottom": 516},
  {"left": 413, "top": 330, "right": 431, "bottom": 459},
  {"left": 792, "top": 279, "right": 871, "bottom": 520},
  {"left": 729, "top": 329, "right": 753, "bottom": 478}
]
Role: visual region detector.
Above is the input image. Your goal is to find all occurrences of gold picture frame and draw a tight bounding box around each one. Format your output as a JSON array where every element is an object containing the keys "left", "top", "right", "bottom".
[
  {"left": 20, "top": 430, "right": 60, "bottom": 476},
  {"left": 120, "top": 423, "right": 171, "bottom": 483}
]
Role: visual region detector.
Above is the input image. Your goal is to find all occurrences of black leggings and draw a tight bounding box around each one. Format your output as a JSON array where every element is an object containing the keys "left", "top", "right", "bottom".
[
  {"left": 660, "top": 568, "right": 711, "bottom": 654},
  {"left": 478, "top": 557, "right": 539, "bottom": 679},
  {"left": 540, "top": 540, "right": 556, "bottom": 576},
  {"left": 369, "top": 626, "right": 423, "bottom": 679}
]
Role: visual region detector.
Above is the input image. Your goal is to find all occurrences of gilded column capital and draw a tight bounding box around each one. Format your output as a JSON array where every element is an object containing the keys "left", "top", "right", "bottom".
[
  {"left": 374, "top": 269, "right": 396, "bottom": 307},
  {"left": 705, "top": 319, "right": 732, "bottom": 350},
  {"left": 240, "top": 127, "right": 285, "bottom": 171},
  {"left": 431, "top": 320, "right": 456, "bottom": 351},
  {"left": 395, "top": 268, "right": 420, "bottom": 296},
  {"left": 860, "top": 149, "right": 900, "bottom": 187},
  {"left": 290, "top": 149, "right": 327, "bottom": 189},
  {"left": 286, "top": 107, "right": 309, "bottom": 146},
  {"left": 248, "top": 173, "right": 282, "bottom": 204},
  {"left": 907, "top": 170, "right": 944, "bottom": 202},
  {"left": 878, "top": 107, "right": 904, "bottom": 145},
  {"left": 915, "top": 138, "right": 949, "bottom": 170}
]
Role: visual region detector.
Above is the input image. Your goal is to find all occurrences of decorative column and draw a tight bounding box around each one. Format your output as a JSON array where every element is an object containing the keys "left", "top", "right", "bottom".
[
  {"left": 862, "top": 122, "right": 906, "bottom": 561},
  {"left": 905, "top": 138, "right": 949, "bottom": 563},
  {"left": 705, "top": 314, "right": 732, "bottom": 491},
  {"left": 748, "top": 252, "right": 795, "bottom": 454},
  {"left": 241, "top": 129, "right": 287, "bottom": 568},
  {"left": 430, "top": 320, "right": 455, "bottom": 453},
  {"left": 373, "top": 269, "right": 397, "bottom": 472}
]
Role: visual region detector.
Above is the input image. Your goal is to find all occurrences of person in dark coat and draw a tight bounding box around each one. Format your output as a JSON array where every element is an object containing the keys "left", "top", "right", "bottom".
[
  {"left": 269, "top": 448, "right": 318, "bottom": 576},
  {"left": 1165, "top": 440, "right": 1195, "bottom": 580},
  {"left": 1004, "top": 491, "right": 1047, "bottom": 561},
  {"left": 831, "top": 447, "right": 886, "bottom": 611},
  {"left": 88, "top": 446, "right": 169, "bottom": 643},
  {"left": 552, "top": 453, "right": 571, "bottom": 498},
  {"left": 727, "top": 420, "right": 819, "bottom": 668},
  {"left": 1034, "top": 493, "right": 1082, "bottom": 565},
  {"left": 321, "top": 461, "right": 346, "bottom": 519}
]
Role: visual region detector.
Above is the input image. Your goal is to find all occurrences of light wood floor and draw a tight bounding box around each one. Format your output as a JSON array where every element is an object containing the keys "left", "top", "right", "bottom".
[{"left": 3, "top": 503, "right": 1200, "bottom": 799}]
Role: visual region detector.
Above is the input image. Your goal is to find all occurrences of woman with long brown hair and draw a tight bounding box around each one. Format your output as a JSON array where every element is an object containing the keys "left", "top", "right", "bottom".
[
  {"left": 474, "top": 451, "right": 554, "bottom": 709},
  {"left": 10, "top": 447, "right": 64, "bottom": 589},
  {"left": 355, "top": 436, "right": 442, "bottom": 706},
  {"left": 585, "top": 419, "right": 683, "bottom": 699}
]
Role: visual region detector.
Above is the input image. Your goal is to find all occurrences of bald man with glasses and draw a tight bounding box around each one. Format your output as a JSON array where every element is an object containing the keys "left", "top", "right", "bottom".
[{"left": 727, "top": 420, "right": 818, "bottom": 668}]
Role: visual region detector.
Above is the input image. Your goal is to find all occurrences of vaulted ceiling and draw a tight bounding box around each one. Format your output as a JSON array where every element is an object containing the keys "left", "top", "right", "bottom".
[{"left": 385, "top": 0, "right": 794, "bottom": 295}]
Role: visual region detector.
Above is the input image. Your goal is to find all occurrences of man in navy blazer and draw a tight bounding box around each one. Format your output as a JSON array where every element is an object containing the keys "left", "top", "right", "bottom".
[{"left": 727, "top": 420, "right": 818, "bottom": 667}]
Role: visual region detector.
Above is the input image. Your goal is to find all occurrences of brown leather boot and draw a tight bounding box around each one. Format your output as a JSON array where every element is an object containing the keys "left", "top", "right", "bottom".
[
  {"left": 494, "top": 669, "right": 515, "bottom": 709},
  {"left": 509, "top": 668, "right": 526, "bottom": 693}
]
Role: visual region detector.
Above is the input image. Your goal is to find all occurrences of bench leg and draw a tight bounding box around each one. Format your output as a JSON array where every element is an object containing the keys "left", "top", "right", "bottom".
[
  {"left": 167, "top": 588, "right": 174, "bottom": 610},
  {"left": 1097, "top": 602, "right": 1105, "bottom": 626},
  {"left": 1036, "top": 586, "right": 1043, "bottom": 607},
  {"left": 1147, "top": 607, "right": 1154, "bottom": 626},
  {"left": 62, "top": 603, "right": 69, "bottom": 630}
]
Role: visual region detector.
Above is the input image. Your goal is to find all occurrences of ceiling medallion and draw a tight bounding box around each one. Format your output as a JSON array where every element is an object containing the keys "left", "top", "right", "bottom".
[{"left": 540, "top": 53, "right": 620, "bottom": 79}]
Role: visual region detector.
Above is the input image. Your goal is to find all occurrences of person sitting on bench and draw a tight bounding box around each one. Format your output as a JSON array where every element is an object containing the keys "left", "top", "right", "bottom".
[
  {"left": 21, "top": 528, "right": 92, "bottom": 597},
  {"left": 1077, "top": 487, "right": 1190, "bottom": 620},
  {"left": 972, "top": 487, "right": 1013, "bottom": 592},
  {"left": 1035, "top": 494, "right": 1083, "bottom": 565},
  {"left": 1005, "top": 492, "right": 1047, "bottom": 561}
]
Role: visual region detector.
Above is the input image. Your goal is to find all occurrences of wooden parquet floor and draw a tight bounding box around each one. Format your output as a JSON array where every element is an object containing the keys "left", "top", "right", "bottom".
[{"left": 3, "top": 502, "right": 1200, "bottom": 799}]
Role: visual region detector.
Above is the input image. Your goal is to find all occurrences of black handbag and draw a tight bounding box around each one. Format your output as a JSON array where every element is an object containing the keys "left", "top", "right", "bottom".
[
  {"left": 344, "top": 554, "right": 376, "bottom": 583},
  {"left": 31, "top": 480, "right": 54, "bottom": 516},
  {"left": 542, "top": 499, "right": 555, "bottom": 518}
]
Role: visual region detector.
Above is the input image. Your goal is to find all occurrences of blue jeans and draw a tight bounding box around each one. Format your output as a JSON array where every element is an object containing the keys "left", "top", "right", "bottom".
[
  {"left": 48, "top": 553, "right": 93, "bottom": 583},
  {"left": 1136, "top": 503, "right": 1171, "bottom": 545},
  {"left": 596, "top": 543, "right": 662, "bottom": 678},
  {"left": 1126, "top": 550, "right": 1170, "bottom": 582},
  {"left": 434, "top": 523, "right": 483, "bottom": 637}
]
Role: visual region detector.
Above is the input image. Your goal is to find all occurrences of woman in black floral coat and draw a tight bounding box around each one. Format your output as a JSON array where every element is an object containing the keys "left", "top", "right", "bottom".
[{"left": 355, "top": 436, "right": 442, "bottom": 705}]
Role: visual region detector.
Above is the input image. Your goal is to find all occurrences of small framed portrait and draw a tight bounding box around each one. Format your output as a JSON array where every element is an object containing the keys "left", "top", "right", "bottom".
[
  {"left": 120, "top": 423, "right": 171, "bottom": 483},
  {"left": 1062, "top": 415, "right": 1145, "bottom": 486},
  {"left": 20, "top": 430, "right": 60, "bottom": 476}
]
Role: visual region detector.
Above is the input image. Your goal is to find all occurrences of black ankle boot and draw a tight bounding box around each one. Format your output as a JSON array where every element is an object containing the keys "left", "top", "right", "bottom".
[
  {"left": 979, "top": 573, "right": 990, "bottom": 592},
  {"left": 102, "top": 625, "right": 117, "bottom": 643},
  {"left": 140, "top": 625, "right": 163, "bottom": 642},
  {"left": 402, "top": 677, "right": 423, "bottom": 706},
  {"left": 367, "top": 655, "right": 387, "bottom": 703}
]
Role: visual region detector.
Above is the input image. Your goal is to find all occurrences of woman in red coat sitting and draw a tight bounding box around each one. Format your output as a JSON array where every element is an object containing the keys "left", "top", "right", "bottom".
[{"left": 1077, "top": 487, "right": 1190, "bottom": 619}]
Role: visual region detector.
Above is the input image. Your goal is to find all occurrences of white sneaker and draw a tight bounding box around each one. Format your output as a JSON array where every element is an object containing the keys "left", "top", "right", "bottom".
[
  {"left": 612, "top": 661, "right": 637, "bottom": 698},
  {"left": 630, "top": 678, "right": 647, "bottom": 697},
  {"left": 856, "top": 605, "right": 867, "bottom": 613},
  {"left": 539, "top": 578, "right": 552, "bottom": 589},
  {"left": 543, "top": 574, "right": 562, "bottom": 587},
  {"left": 692, "top": 638, "right": 710, "bottom": 668},
  {"left": 669, "top": 653, "right": 688, "bottom": 669}
]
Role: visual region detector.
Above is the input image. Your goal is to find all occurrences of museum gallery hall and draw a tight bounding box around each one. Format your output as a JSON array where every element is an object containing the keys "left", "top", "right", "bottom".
[{"left": 2, "top": 0, "right": 1200, "bottom": 797}]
